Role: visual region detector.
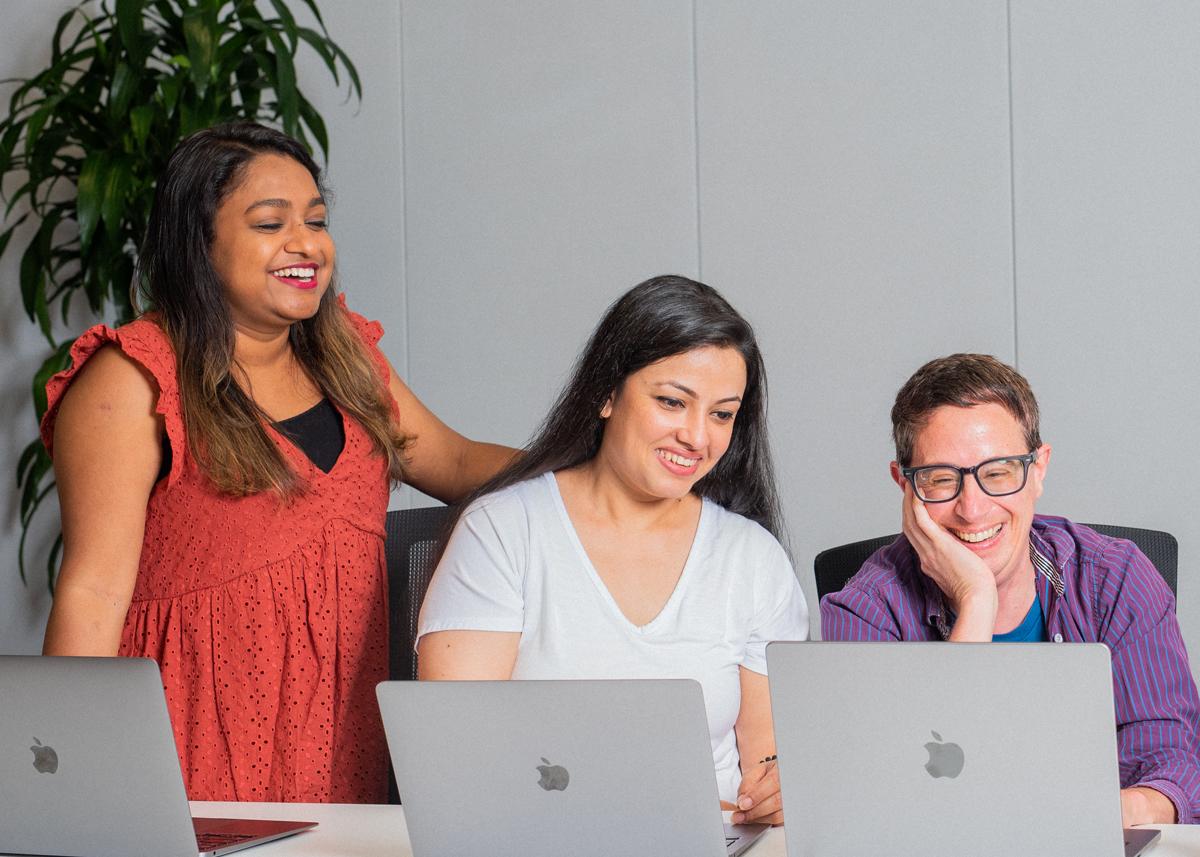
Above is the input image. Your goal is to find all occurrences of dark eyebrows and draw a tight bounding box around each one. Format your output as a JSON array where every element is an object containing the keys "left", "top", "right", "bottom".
[
  {"left": 243, "top": 196, "right": 326, "bottom": 215},
  {"left": 661, "top": 380, "right": 742, "bottom": 405}
]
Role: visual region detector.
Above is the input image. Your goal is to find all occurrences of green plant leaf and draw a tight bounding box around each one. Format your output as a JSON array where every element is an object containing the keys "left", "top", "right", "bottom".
[
  {"left": 21, "top": 209, "right": 61, "bottom": 338},
  {"left": 149, "top": 0, "right": 182, "bottom": 32},
  {"left": 16, "top": 439, "right": 41, "bottom": 487},
  {"left": 59, "top": 289, "right": 74, "bottom": 325},
  {"left": 129, "top": 103, "right": 155, "bottom": 151},
  {"left": 158, "top": 74, "right": 182, "bottom": 115},
  {"left": 0, "top": 120, "right": 24, "bottom": 176},
  {"left": 32, "top": 342, "right": 72, "bottom": 421},
  {"left": 109, "top": 62, "right": 140, "bottom": 121},
  {"left": 100, "top": 156, "right": 132, "bottom": 236},
  {"left": 295, "top": 26, "right": 339, "bottom": 87},
  {"left": 75, "top": 150, "right": 109, "bottom": 251},
  {"left": 115, "top": 0, "right": 148, "bottom": 65},
  {"left": 234, "top": 55, "right": 263, "bottom": 114},
  {"left": 23, "top": 94, "right": 66, "bottom": 161},
  {"left": 0, "top": 213, "right": 29, "bottom": 260},
  {"left": 292, "top": 0, "right": 327, "bottom": 29},
  {"left": 214, "top": 28, "right": 252, "bottom": 77},
  {"left": 50, "top": 7, "right": 78, "bottom": 65},
  {"left": 46, "top": 531, "right": 64, "bottom": 593},
  {"left": 18, "top": 480, "right": 57, "bottom": 587},
  {"left": 182, "top": 8, "right": 216, "bottom": 97},
  {"left": 267, "top": 29, "right": 299, "bottom": 136},
  {"left": 19, "top": 235, "right": 46, "bottom": 331},
  {"left": 323, "top": 36, "right": 362, "bottom": 101},
  {"left": 19, "top": 445, "right": 52, "bottom": 523},
  {"left": 266, "top": 0, "right": 299, "bottom": 52},
  {"left": 33, "top": 273, "right": 52, "bottom": 339},
  {"left": 4, "top": 177, "right": 37, "bottom": 219},
  {"left": 297, "top": 94, "right": 328, "bottom": 161}
]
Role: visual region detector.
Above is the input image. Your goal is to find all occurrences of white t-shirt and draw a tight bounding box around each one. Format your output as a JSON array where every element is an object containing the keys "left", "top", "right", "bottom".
[{"left": 416, "top": 472, "right": 810, "bottom": 801}]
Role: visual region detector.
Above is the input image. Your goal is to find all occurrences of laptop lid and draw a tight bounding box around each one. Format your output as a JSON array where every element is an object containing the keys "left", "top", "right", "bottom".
[
  {"left": 0, "top": 656, "right": 313, "bottom": 857},
  {"left": 766, "top": 642, "right": 1130, "bottom": 857},
  {"left": 377, "top": 679, "right": 756, "bottom": 857}
]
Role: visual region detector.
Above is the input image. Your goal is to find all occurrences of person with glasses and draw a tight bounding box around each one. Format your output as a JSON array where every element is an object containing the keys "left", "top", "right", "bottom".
[{"left": 820, "top": 353, "right": 1200, "bottom": 826}]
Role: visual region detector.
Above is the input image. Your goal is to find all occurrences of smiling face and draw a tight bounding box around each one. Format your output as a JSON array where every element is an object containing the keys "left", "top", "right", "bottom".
[
  {"left": 209, "top": 153, "right": 335, "bottom": 332},
  {"left": 895, "top": 402, "right": 1051, "bottom": 588},
  {"left": 595, "top": 346, "right": 748, "bottom": 503}
]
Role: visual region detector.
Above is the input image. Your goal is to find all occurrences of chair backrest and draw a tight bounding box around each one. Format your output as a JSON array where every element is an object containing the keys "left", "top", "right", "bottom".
[
  {"left": 385, "top": 505, "right": 453, "bottom": 681},
  {"left": 814, "top": 523, "right": 1177, "bottom": 601}
]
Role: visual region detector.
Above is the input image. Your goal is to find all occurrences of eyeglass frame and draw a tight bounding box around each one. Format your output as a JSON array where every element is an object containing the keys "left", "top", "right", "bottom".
[{"left": 899, "top": 451, "right": 1039, "bottom": 503}]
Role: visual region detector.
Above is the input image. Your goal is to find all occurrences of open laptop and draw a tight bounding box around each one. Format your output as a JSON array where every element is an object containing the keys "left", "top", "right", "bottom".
[
  {"left": 0, "top": 656, "right": 316, "bottom": 857},
  {"left": 376, "top": 679, "right": 768, "bottom": 857},
  {"left": 765, "top": 642, "right": 1160, "bottom": 857}
]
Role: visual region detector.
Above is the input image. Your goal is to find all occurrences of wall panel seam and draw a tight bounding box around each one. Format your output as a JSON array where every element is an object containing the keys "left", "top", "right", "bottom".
[
  {"left": 691, "top": 0, "right": 703, "bottom": 280},
  {"left": 397, "top": 1, "right": 411, "bottom": 385},
  {"left": 1006, "top": 0, "right": 1020, "bottom": 368}
]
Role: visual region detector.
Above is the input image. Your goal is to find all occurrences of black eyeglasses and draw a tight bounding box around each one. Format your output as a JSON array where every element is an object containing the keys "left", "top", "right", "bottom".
[{"left": 901, "top": 452, "right": 1038, "bottom": 503}]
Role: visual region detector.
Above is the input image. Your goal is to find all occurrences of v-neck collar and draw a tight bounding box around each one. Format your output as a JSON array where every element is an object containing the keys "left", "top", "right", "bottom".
[
  {"left": 543, "top": 471, "right": 709, "bottom": 635},
  {"left": 265, "top": 398, "right": 348, "bottom": 478}
]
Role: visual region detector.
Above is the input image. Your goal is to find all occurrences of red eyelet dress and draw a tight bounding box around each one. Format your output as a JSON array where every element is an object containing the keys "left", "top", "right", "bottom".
[{"left": 41, "top": 303, "right": 392, "bottom": 803}]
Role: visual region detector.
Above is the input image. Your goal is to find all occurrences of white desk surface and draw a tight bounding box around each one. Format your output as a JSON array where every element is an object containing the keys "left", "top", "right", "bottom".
[{"left": 193, "top": 801, "right": 1200, "bottom": 857}]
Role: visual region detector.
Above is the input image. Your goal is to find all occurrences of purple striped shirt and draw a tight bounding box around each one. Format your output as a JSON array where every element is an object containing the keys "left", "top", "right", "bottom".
[{"left": 820, "top": 515, "right": 1200, "bottom": 823}]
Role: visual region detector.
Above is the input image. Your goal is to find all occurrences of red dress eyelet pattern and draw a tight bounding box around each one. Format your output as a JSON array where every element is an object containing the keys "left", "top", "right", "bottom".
[{"left": 42, "top": 304, "right": 393, "bottom": 803}]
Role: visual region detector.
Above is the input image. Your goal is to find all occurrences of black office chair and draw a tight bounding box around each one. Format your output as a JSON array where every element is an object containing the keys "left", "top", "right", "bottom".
[
  {"left": 814, "top": 523, "right": 1177, "bottom": 600},
  {"left": 384, "top": 505, "right": 453, "bottom": 681},
  {"left": 383, "top": 504, "right": 453, "bottom": 805}
]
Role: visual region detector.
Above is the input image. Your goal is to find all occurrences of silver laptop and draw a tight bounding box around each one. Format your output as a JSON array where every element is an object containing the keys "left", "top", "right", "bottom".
[
  {"left": 766, "top": 642, "right": 1160, "bottom": 857},
  {"left": 376, "top": 679, "right": 767, "bottom": 857},
  {"left": 0, "top": 656, "right": 316, "bottom": 857}
]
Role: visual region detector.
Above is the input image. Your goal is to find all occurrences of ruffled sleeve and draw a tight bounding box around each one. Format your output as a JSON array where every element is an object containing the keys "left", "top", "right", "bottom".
[
  {"left": 40, "top": 317, "right": 187, "bottom": 489},
  {"left": 337, "top": 294, "right": 397, "bottom": 418}
]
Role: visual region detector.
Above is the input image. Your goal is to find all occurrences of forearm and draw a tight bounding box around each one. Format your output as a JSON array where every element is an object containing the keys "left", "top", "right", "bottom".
[
  {"left": 1121, "top": 785, "right": 1178, "bottom": 826},
  {"left": 1110, "top": 603, "right": 1200, "bottom": 823},
  {"left": 733, "top": 669, "right": 783, "bottom": 824},
  {"left": 406, "top": 438, "right": 518, "bottom": 505},
  {"left": 453, "top": 440, "right": 519, "bottom": 500},
  {"left": 42, "top": 581, "right": 129, "bottom": 655},
  {"left": 946, "top": 592, "right": 997, "bottom": 642}
]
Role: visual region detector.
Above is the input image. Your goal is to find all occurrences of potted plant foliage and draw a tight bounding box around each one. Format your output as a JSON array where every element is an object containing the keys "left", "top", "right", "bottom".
[{"left": 0, "top": 0, "right": 360, "bottom": 587}]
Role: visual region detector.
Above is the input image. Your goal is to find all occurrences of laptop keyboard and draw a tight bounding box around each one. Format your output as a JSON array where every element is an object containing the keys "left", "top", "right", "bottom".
[{"left": 196, "top": 831, "right": 256, "bottom": 851}]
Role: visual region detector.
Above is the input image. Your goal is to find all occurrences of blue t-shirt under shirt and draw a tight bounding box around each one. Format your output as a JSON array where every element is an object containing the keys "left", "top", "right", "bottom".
[{"left": 992, "top": 589, "right": 1048, "bottom": 642}]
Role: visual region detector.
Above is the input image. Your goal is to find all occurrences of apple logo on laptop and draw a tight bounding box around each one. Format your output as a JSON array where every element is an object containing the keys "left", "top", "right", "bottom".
[
  {"left": 923, "top": 731, "right": 964, "bottom": 779},
  {"left": 30, "top": 737, "right": 58, "bottom": 774},
  {"left": 535, "top": 757, "right": 569, "bottom": 791}
]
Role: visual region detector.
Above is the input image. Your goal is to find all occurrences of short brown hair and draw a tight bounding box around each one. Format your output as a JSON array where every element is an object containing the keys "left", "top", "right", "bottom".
[{"left": 891, "top": 353, "right": 1041, "bottom": 466}]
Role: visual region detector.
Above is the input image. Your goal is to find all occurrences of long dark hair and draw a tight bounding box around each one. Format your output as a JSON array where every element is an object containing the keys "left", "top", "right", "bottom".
[
  {"left": 137, "top": 121, "right": 406, "bottom": 495},
  {"left": 456, "top": 274, "right": 783, "bottom": 537}
]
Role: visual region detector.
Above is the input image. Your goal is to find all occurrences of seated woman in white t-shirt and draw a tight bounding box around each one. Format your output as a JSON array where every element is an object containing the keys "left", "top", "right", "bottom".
[{"left": 416, "top": 274, "right": 809, "bottom": 825}]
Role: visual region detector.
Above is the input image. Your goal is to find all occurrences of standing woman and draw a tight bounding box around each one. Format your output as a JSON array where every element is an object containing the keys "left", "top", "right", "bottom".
[
  {"left": 418, "top": 275, "right": 809, "bottom": 825},
  {"left": 40, "top": 122, "right": 513, "bottom": 803}
]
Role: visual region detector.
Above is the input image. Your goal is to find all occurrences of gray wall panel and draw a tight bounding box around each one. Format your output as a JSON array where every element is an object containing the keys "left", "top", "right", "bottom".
[
  {"left": 4, "top": 0, "right": 1198, "bottom": 695},
  {"left": 295, "top": 0, "right": 408, "bottom": 380},
  {"left": 1011, "top": 1, "right": 1200, "bottom": 677},
  {"left": 400, "top": 0, "right": 699, "bottom": 456},
  {"left": 0, "top": 0, "right": 101, "bottom": 654},
  {"left": 696, "top": 0, "right": 1015, "bottom": 623}
]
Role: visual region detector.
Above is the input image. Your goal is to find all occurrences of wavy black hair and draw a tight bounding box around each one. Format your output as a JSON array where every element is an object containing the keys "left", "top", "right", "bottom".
[
  {"left": 456, "top": 274, "right": 782, "bottom": 537},
  {"left": 137, "top": 121, "right": 406, "bottom": 494}
]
